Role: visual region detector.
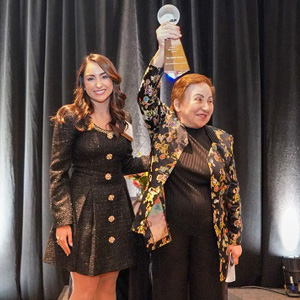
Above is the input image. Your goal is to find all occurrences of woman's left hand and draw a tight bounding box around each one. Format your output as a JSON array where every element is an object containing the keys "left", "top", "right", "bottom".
[{"left": 227, "top": 244, "right": 242, "bottom": 265}]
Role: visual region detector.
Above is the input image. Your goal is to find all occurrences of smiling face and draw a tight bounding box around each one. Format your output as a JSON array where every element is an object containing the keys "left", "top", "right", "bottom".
[
  {"left": 174, "top": 82, "right": 214, "bottom": 128},
  {"left": 83, "top": 61, "right": 113, "bottom": 105}
]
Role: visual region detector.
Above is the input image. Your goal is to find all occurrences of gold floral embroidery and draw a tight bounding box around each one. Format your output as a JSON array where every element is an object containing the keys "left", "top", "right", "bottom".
[{"left": 133, "top": 63, "right": 242, "bottom": 282}]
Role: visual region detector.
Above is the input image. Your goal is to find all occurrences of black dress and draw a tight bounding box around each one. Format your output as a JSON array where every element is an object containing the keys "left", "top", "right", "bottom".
[{"left": 43, "top": 112, "right": 148, "bottom": 276}]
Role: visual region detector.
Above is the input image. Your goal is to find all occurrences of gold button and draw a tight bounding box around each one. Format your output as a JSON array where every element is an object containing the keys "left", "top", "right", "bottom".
[
  {"left": 108, "top": 236, "right": 115, "bottom": 243},
  {"left": 108, "top": 215, "right": 115, "bottom": 222},
  {"left": 108, "top": 194, "right": 114, "bottom": 201},
  {"left": 105, "top": 173, "right": 112, "bottom": 180},
  {"left": 106, "top": 153, "right": 113, "bottom": 160},
  {"left": 107, "top": 133, "right": 113, "bottom": 139}
]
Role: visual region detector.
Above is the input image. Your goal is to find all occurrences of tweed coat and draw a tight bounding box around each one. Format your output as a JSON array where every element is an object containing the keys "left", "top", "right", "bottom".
[
  {"left": 132, "top": 64, "right": 243, "bottom": 281},
  {"left": 43, "top": 111, "right": 149, "bottom": 274}
]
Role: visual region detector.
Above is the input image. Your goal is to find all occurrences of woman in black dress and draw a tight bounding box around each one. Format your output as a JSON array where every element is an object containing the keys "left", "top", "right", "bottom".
[{"left": 43, "top": 53, "right": 148, "bottom": 300}]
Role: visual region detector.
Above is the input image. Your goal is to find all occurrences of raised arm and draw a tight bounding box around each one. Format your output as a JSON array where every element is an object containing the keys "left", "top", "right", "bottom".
[{"left": 137, "top": 23, "right": 181, "bottom": 137}]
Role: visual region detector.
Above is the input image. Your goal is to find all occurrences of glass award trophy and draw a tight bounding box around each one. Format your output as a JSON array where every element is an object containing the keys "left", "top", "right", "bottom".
[{"left": 157, "top": 4, "right": 190, "bottom": 79}]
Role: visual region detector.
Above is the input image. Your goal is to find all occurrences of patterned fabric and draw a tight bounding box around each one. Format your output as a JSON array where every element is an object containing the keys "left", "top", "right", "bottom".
[{"left": 132, "top": 64, "right": 243, "bottom": 281}]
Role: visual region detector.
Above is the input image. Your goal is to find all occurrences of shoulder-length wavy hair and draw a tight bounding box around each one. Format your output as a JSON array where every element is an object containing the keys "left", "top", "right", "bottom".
[{"left": 52, "top": 53, "right": 127, "bottom": 136}]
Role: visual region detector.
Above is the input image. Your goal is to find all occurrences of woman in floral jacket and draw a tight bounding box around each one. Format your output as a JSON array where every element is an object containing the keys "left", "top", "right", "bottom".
[{"left": 132, "top": 23, "right": 243, "bottom": 300}]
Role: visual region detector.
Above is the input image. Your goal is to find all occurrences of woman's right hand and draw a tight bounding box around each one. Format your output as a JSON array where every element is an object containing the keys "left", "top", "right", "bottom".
[
  {"left": 152, "top": 22, "right": 182, "bottom": 68},
  {"left": 56, "top": 225, "right": 73, "bottom": 256},
  {"left": 156, "top": 22, "right": 182, "bottom": 49}
]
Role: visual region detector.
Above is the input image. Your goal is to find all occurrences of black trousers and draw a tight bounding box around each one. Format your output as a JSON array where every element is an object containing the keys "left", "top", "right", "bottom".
[
  {"left": 128, "top": 234, "right": 152, "bottom": 300},
  {"left": 151, "top": 226, "right": 227, "bottom": 300}
]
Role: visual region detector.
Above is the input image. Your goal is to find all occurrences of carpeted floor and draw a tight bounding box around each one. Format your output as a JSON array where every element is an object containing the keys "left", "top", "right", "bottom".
[
  {"left": 228, "top": 287, "right": 294, "bottom": 300},
  {"left": 58, "top": 286, "right": 298, "bottom": 300}
]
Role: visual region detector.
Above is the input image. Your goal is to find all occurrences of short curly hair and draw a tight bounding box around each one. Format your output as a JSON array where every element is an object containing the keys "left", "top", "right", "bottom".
[{"left": 171, "top": 74, "right": 215, "bottom": 110}]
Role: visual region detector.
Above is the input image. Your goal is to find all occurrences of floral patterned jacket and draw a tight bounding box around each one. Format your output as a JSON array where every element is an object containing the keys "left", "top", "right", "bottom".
[{"left": 132, "top": 64, "right": 243, "bottom": 281}]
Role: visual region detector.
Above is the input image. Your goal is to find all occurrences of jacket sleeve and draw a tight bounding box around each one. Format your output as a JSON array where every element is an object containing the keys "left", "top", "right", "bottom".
[
  {"left": 121, "top": 148, "right": 149, "bottom": 175},
  {"left": 121, "top": 112, "right": 150, "bottom": 175},
  {"left": 226, "top": 136, "right": 243, "bottom": 245},
  {"left": 137, "top": 64, "right": 169, "bottom": 137},
  {"left": 49, "top": 113, "right": 77, "bottom": 228}
]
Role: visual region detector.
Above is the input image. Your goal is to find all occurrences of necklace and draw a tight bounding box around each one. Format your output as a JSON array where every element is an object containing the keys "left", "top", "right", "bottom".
[{"left": 93, "top": 123, "right": 114, "bottom": 139}]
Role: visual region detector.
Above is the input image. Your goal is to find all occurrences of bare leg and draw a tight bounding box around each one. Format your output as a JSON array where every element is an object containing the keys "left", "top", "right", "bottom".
[
  {"left": 94, "top": 271, "right": 119, "bottom": 300},
  {"left": 69, "top": 272, "right": 99, "bottom": 300}
]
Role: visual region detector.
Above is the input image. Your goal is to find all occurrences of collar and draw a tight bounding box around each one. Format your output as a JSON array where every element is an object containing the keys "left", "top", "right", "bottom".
[{"left": 204, "top": 125, "right": 220, "bottom": 144}]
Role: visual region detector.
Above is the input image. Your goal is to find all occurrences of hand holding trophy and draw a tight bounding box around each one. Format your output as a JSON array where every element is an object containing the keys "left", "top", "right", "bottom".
[{"left": 157, "top": 4, "right": 190, "bottom": 79}]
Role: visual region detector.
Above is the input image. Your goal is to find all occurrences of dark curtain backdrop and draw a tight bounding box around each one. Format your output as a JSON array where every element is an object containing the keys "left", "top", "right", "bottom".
[{"left": 0, "top": 0, "right": 299, "bottom": 299}]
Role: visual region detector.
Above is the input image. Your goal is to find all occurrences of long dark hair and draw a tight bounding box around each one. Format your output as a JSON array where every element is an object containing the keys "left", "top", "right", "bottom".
[{"left": 52, "top": 53, "right": 127, "bottom": 136}]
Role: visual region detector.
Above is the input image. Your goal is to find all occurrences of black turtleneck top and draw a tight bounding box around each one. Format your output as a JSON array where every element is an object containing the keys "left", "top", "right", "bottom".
[{"left": 164, "top": 126, "right": 214, "bottom": 235}]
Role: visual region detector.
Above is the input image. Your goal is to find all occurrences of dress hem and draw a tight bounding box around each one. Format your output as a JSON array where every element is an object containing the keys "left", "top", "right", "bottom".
[{"left": 43, "top": 259, "right": 136, "bottom": 276}]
